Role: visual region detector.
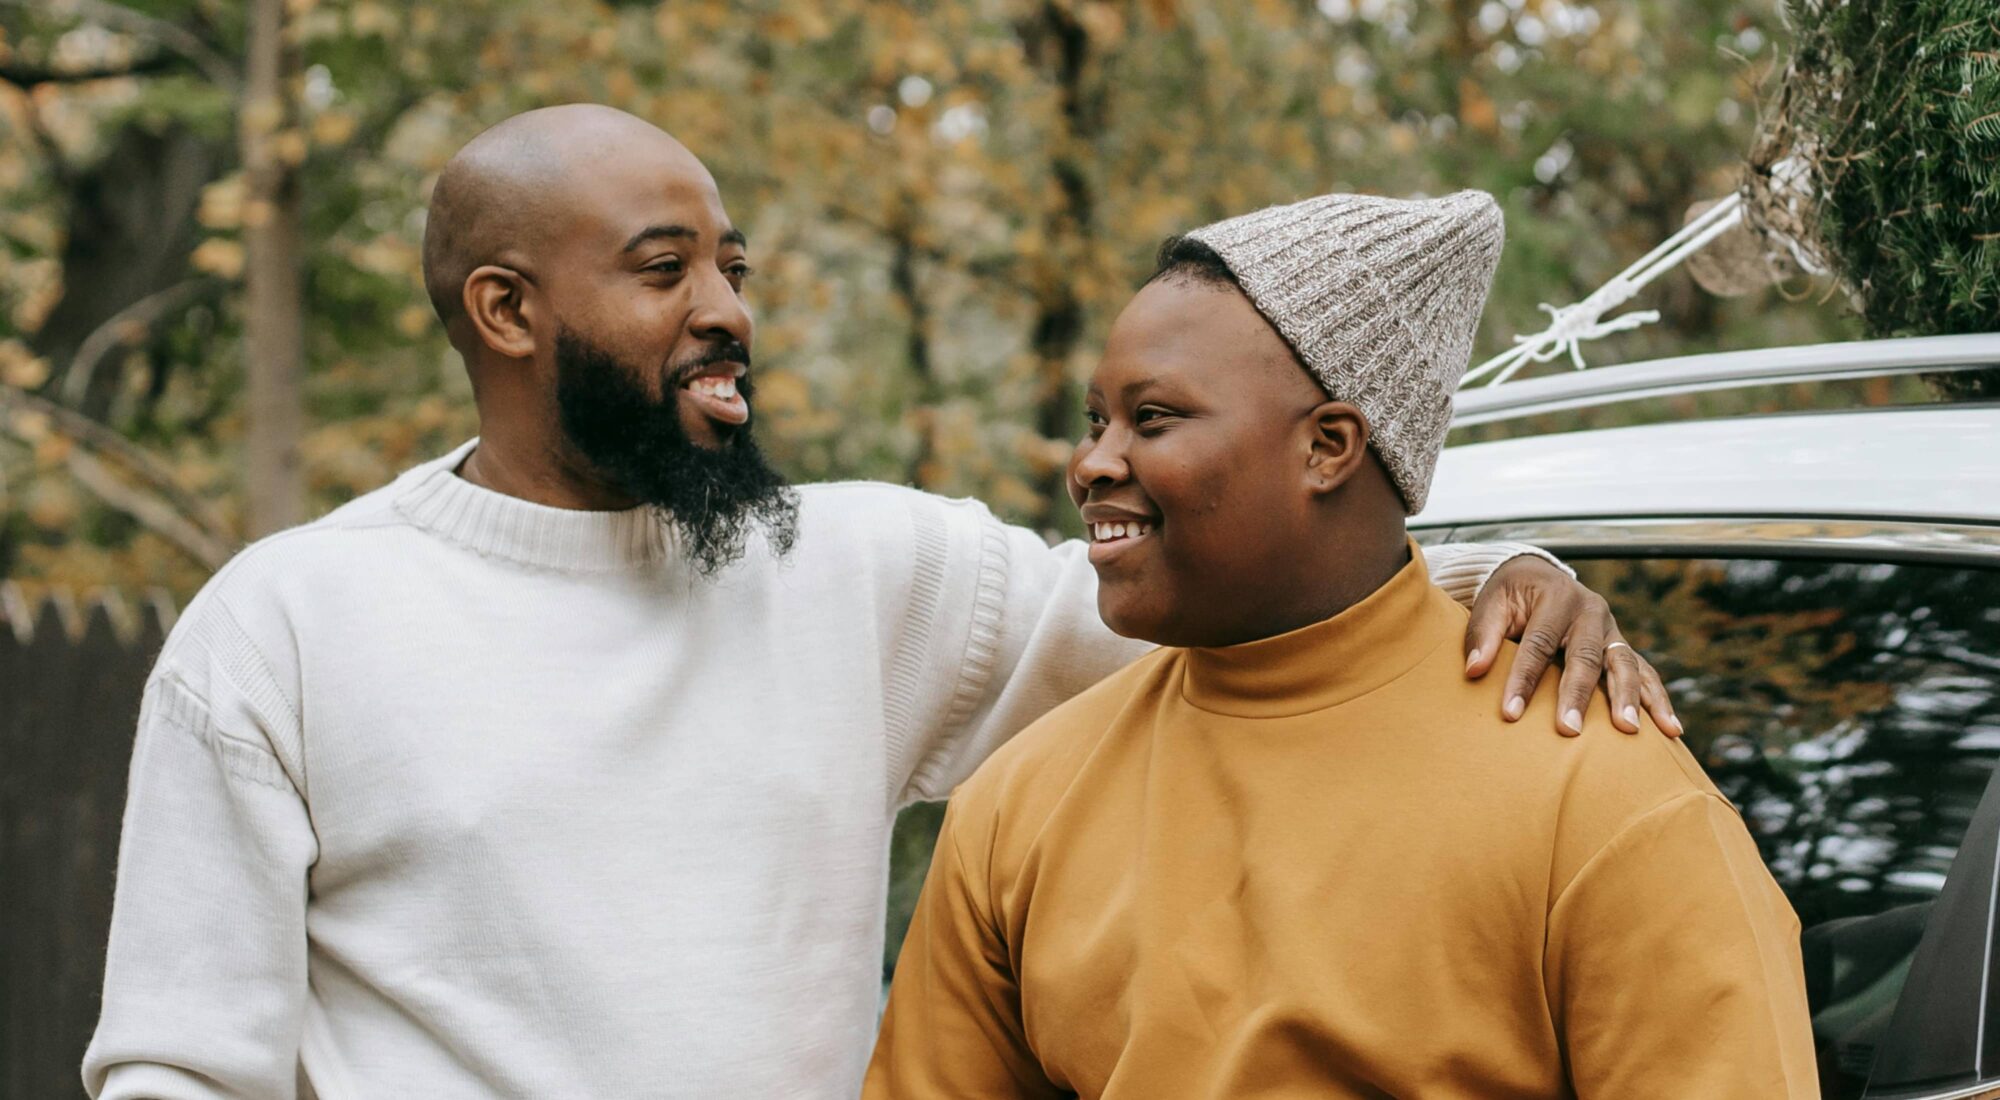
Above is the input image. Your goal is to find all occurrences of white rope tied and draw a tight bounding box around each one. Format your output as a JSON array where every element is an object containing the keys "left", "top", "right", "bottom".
[{"left": 1461, "top": 192, "right": 1745, "bottom": 388}]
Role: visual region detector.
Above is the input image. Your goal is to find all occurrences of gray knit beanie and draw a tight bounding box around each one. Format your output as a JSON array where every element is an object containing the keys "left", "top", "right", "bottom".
[{"left": 1184, "top": 189, "right": 1504, "bottom": 514}]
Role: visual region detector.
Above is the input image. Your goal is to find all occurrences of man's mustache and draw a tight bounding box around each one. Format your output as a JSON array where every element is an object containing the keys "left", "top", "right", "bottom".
[{"left": 670, "top": 341, "right": 753, "bottom": 386}]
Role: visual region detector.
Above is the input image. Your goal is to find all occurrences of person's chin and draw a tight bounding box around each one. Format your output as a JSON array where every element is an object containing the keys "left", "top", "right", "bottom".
[
  {"left": 1097, "top": 589, "right": 1170, "bottom": 643},
  {"left": 673, "top": 398, "right": 736, "bottom": 450}
]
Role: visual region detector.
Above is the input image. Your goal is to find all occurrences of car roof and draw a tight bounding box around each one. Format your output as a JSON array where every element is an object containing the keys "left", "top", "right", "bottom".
[{"left": 1419, "top": 404, "right": 2000, "bottom": 528}]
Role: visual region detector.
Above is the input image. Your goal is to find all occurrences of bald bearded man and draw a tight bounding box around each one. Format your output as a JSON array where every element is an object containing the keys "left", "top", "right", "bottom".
[{"left": 84, "top": 106, "right": 1678, "bottom": 1099}]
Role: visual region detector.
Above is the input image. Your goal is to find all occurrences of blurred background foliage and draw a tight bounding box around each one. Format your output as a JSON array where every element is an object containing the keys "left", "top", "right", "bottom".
[{"left": 0, "top": 0, "right": 1861, "bottom": 604}]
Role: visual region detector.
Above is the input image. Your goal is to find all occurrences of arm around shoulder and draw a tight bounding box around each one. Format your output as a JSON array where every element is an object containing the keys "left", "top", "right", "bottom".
[{"left": 885, "top": 493, "right": 1148, "bottom": 806}]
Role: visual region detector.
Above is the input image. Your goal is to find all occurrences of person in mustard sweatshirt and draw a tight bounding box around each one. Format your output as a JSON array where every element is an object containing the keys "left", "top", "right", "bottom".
[{"left": 865, "top": 191, "right": 1819, "bottom": 1099}]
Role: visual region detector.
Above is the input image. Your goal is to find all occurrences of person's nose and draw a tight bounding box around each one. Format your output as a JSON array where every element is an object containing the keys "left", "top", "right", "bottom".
[
  {"left": 1068, "top": 425, "right": 1130, "bottom": 502},
  {"left": 687, "top": 264, "right": 753, "bottom": 349}
]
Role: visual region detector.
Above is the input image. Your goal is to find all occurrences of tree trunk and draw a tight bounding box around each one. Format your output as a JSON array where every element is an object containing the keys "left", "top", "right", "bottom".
[
  {"left": 1020, "top": 1, "right": 1103, "bottom": 532},
  {"left": 239, "top": 0, "right": 305, "bottom": 536},
  {"left": 30, "top": 124, "right": 219, "bottom": 418}
]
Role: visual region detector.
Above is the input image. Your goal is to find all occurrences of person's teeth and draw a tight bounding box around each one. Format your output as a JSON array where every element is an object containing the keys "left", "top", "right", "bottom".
[
  {"left": 716, "top": 378, "right": 737, "bottom": 399},
  {"left": 1090, "top": 521, "right": 1155, "bottom": 542}
]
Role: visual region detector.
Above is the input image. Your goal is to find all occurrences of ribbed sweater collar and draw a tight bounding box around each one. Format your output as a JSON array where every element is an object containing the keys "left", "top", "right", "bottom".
[
  {"left": 393, "top": 439, "right": 671, "bottom": 573},
  {"left": 1179, "top": 541, "right": 1460, "bottom": 717}
]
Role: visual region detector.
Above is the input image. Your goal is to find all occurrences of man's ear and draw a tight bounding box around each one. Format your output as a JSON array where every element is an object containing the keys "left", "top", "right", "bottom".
[
  {"left": 462, "top": 264, "right": 539, "bottom": 360},
  {"left": 1305, "top": 401, "right": 1372, "bottom": 496}
]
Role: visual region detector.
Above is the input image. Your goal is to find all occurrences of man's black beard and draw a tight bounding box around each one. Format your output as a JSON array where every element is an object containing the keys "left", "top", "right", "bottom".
[{"left": 553, "top": 324, "right": 799, "bottom": 576}]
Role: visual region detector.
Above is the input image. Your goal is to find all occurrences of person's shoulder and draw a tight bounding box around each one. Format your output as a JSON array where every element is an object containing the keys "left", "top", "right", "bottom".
[
  {"left": 948, "top": 648, "right": 1176, "bottom": 831},
  {"left": 793, "top": 480, "right": 1023, "bottom": 569},
  {"left": 797, "top": 481, "right": 1001, "bottom": 532},
  {"left": 1465, "top": 638, "right": 1733, "bottom": 886},
  {"left": 154, "top": 452, "right": 452, "bottom": 686}
]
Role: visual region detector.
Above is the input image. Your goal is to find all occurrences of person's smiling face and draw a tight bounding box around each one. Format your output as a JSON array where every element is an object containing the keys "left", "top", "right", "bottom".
[
  {"left": 1068, "top": 276, "right": 1341, "bottom": 648},
  {"left": 537, "top": 145, "right": 756, "bottom": 451}
]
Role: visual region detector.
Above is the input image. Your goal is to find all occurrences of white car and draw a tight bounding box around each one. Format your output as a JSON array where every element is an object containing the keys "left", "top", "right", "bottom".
[{"left": 1422, "top": 334, "right": 2000, "bottom": 1100}]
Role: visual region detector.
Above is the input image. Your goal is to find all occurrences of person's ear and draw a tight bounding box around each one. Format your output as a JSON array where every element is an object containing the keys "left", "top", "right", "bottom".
[
  {"left": 1305, "top": 401, "right": 1371, "bottom": 496},
  {"left": 462, "top": 264, "right": 539, "bottom": 360}
]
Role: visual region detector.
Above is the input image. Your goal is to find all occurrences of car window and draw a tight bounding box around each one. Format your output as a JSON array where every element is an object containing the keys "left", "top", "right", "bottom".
[{"left": 1570, "top": 556, "right": 2000, "bottom": 1099}]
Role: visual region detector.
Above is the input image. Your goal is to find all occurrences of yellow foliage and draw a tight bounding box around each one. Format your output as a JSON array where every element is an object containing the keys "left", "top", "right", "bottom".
[
  {"left": 10, "top": 260, "right": 64, "bottom": 334},
  {"left": 1458, "top": 77, "right": 1499, "bottom": 136},
  {"left": 241, "top": 96, "right": 286, "bottom": 137},
  {"left": 198, "top": 175, "right": 247, "bottom": 229},
  {"left": 0, "top": 339, "right": 49, "bottom": 389},
  {"left": 312, "top": 111, "right": 359, "bottom": 147},
  {"left": 191, "top": 238, "right": 247, "bottom": 279},
  {"left": 753, "top": 369, "right": 814, "bottom": 418},
  {"left": 351, "top": 2, "right": 400, "bottom": 36},
  {"left": 396, "top": 305, "right": 434, "bottom": 337},
  {"left": 272, "top": 129, "right": 310, "bottom": 167},
  {"left": 24, "top": 480, "right": 79, "bottom": 530},
  {"left": 349, "top": 234, "right": 421, "bottom": 279}
]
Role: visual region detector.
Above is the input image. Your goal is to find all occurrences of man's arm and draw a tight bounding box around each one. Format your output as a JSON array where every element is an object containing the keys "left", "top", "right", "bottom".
[
  {"left": 83, "top": 667, "right": 315, "bottom": 1099},
  {"left": 1545, "top": 791, "right": 1818, "bottom": 1098},
  {"left": 887, "top": 493, "right": 1674, "bottom": 803},
  {"left": 865, "top": 798, "right": 1062, "bottom": 1099}
]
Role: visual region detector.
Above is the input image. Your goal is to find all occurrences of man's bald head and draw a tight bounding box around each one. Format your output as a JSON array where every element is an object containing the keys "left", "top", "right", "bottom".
[{"left": 421, "top": 105, "right": 711, "bottom": 335}]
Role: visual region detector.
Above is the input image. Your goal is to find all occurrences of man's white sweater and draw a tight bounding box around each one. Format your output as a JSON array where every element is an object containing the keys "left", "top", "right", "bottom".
[{"left": 84, "top": 440, "right": 1544, "bottom": 1099}]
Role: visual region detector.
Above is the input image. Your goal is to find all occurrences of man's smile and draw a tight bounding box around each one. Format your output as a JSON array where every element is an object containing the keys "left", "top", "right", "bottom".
[{"left": 679, "top": 362, "right": 749, "bottom": 426}]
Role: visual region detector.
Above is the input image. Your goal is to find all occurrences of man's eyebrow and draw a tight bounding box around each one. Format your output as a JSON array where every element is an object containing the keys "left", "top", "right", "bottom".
[
  {"left": 620, "top": 225, "right": 749, "bottom": 253},
  {"left": 622, "top": 224, "right": 698, "bottom": 253}
]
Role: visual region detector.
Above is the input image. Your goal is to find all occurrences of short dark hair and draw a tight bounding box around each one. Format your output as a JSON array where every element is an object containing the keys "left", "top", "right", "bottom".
[{"left": 1144, "top": 235, "right": 1241, "bottom": 292}]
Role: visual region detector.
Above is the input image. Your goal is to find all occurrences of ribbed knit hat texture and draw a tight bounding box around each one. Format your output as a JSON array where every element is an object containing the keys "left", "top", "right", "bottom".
[{"left": 1184, "top": 189, "right": 1504, "bottom": 514}]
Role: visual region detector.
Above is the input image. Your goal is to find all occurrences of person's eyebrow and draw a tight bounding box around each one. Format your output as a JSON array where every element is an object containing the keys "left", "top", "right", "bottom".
[
  {"left": 1119, "top": 375, "right": 1162, "bottom": 399},
  {"left": 622, "top": 224, "right": 698, "bottom": 253},
  {"left": 721, "top": 227, "right": 747, "bottom": 248}
]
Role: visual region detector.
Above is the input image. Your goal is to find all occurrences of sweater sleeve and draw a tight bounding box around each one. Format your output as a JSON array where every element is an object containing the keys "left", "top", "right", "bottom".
[
  {"left": 886, "top": 497, "right": 1148, "bottom": 805},
  {"left": 886, "top": 493, "right": 1568, "bottom": 805},
  {"left": 864, "top": 797, "right": 1062, "bottom": 1099},
  {"left": 82, "top": 665, "right": 318, "bottom": 1099},
  {"left": 1425, "top": 539, "right": 1573, "bottom": 606},
  {"left": 1544, "top": 792, "right": 1818, "bottom": 1099}
]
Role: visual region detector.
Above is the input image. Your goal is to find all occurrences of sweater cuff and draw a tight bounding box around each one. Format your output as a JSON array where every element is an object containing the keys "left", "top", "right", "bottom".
[{"left": 1426, "top": 540, "right": 1574, "bottom": 607}]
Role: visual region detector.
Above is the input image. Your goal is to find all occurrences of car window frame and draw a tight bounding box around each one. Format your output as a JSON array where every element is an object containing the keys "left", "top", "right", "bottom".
[{"left": 1419, "top": 514, "right": 2000, "bottom": 1100}]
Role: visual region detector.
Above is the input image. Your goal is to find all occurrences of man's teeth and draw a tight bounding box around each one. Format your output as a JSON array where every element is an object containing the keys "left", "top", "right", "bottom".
[
  {"left": 685, "top": 376, "right": 740, "bottom": 400},
  {"left": 1091, "top": 521, "right": 1154, "bottom": 542}
]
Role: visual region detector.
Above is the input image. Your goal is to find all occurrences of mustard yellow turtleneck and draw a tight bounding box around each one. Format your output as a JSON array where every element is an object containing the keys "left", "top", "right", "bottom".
[{"left": 866, "top": 545, "right": 1817, "bottom": 1099}]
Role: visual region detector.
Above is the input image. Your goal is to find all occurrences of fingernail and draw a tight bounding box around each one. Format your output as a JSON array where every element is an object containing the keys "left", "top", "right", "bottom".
[
  {"left": 1563, "top": 708, "right": 1583, "bottom": 732},
  {"left": 1622, "top": 705, "right": 1639, "bottom": 728},
  {"left": 1465, "top": 647, "right": 1482, "bottom": 672},
  {"left": 1504, "top": 696, "right": 1524, "bottom": 720},
  {"left": 1669, "top": 713, "right": 1684, "bottom": 735}
]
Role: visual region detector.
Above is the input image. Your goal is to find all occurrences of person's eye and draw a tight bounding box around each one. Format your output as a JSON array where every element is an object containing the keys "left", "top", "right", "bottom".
[
  {"left": 1083, "top": 407, "right": 1108, "bottom": 433},
  {"left": 727, "top": 262, "right": 754, "bottom": 279},
  {"left": 1135, "top": 406, "right": 1178, "bottom": 429},
  {"left": 644, "top": 258, "right": 685, "bottom": 276}
]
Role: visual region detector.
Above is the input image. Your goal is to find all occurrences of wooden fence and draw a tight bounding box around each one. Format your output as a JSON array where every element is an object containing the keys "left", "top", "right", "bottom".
[{"left": 0, "top": 583, "right": 174, "bottom": 1100}]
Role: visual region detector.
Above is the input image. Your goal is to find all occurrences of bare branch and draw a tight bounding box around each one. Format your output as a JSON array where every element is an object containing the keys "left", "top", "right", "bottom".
[
  {"left": 0, "top": 0, "right": 240, "bottom": 92},
  {"left": 0, "top": 51, "right": 183, "bottom": 86},
  {"left": 59, "top": 278, "right": 219, "bottom": 406},
  {"left": 0, "top": 382, "right": 237, "bottom": 554},
  {"left": 57, "top": 445, "right": 233, "bottom": 570}
]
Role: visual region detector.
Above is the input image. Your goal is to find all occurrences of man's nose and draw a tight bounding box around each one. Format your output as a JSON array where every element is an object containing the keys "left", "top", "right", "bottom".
[{"left": 687, "top": 266, "right": 753, "bottom": 347}]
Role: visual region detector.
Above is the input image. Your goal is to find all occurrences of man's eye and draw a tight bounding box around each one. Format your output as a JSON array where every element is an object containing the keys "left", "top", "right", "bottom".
[
  {"left": 728, "top": 263, "right": 754, "bottom": 278},
  {"left": 1135, "top": 407, "right": 1175, "bottom": 425},
  {"left": 645, "top": 259, "right": 685, "bottom": 275},
  {"left": 1083, "top": 407, "right": 1107, "bottom": 427}
]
